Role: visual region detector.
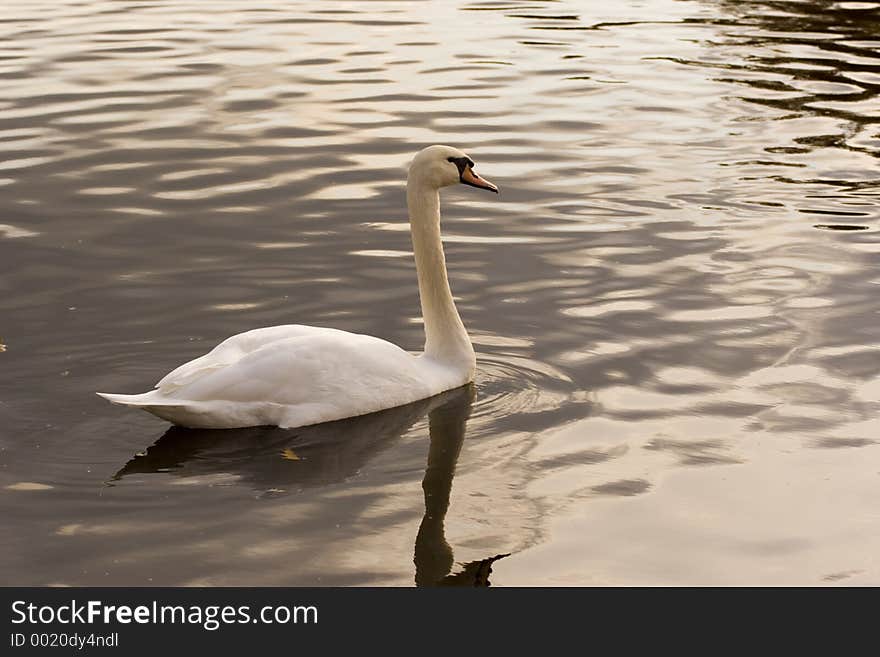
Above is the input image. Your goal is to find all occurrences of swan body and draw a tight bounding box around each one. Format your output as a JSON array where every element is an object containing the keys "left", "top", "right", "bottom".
[{"left": 98, "top": 145, "right": 498, "bottom": 429}]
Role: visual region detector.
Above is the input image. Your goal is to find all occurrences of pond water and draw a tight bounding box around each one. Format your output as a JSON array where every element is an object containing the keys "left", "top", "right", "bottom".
[{"left": 1, "top": 0, "right": 879, "bottom": 586}]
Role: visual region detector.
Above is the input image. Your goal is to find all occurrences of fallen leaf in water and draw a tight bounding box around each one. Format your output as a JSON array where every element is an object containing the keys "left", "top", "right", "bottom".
[{"left": 281, "top": 448, "right": 301, "bottom": 461}]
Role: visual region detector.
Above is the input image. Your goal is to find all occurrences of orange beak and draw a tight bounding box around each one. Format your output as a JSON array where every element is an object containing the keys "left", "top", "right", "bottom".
[{"left": 461, "top": 166, "right": 499, "bottom": 194}]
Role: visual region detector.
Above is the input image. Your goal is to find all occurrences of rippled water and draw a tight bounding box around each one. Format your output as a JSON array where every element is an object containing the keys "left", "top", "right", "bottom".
[{"left": 1, "top": 0, "right": 879, "bottom": 586}]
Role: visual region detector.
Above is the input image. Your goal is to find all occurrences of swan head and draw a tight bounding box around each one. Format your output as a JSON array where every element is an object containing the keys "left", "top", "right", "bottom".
[{"left": 409, "top": 145, "right": 499, "bottom": 194}]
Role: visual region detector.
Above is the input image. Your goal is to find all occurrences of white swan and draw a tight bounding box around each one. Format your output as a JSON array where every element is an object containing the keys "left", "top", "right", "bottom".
[{"left": 97, "top": 145, "right": 498, "bottom": 429}]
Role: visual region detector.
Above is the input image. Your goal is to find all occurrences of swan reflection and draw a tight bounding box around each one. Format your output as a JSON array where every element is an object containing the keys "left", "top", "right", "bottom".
[
  {"left": 113, "top": 384, "right": 507, "bottom": 585},
  {"left": 113, "top": 392, "right": 436, "bottom": 490}
]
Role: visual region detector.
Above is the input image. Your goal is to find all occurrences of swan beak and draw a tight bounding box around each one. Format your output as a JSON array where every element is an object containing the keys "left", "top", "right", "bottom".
[{"left": 461, "top": 166, "right": 499, "bottom": 194}]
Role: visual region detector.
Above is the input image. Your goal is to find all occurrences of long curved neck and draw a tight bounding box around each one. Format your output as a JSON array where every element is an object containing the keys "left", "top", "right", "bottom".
[{"left": 406, "top": 178, "right": 475, "bottom": 370}]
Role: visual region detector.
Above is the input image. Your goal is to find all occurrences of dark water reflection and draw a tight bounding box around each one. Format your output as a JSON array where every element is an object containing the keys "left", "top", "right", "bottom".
[
  {"left": 1, "top": 0, "right": 879, "bottom": 585},
  {"left": 112, "top": 390, "right": 446, "bottom": 492}
]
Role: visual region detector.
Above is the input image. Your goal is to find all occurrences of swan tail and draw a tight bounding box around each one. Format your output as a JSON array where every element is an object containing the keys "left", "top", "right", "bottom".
[
  {"left": 96, "top": 391, "right": 168, "bottom": 407},
  {"left": 97, "top": 391, "right": 213, "bottom": 428}
]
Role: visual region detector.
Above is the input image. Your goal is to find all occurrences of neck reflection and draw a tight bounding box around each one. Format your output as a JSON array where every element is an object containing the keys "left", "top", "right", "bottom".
[{"left": 414, "top": 384, "right": 509, "bottom": 587}]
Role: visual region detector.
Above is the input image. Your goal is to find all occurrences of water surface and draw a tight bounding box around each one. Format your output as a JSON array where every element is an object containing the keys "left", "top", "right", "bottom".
[{"left": 1, "top": 0, "right": 879, "bottom": 585}]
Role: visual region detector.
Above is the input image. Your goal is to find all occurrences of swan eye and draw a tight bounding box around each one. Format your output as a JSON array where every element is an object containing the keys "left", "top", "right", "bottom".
[{"left": 447, "top": 156, "right": 475, "bottom": 176}]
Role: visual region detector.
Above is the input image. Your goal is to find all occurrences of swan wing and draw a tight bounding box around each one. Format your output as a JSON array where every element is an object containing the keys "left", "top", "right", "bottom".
[
  {"left": 160, "top": 329, "right": 435, "bottom": 410},
  {"left": 155, "top": 325, "right": 332, "bottom": 393}
]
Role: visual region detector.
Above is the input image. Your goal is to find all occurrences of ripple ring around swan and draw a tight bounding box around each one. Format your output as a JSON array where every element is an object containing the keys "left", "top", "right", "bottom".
[{"left": 469, "top": 353, "right": 580, "bottom": 435}]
